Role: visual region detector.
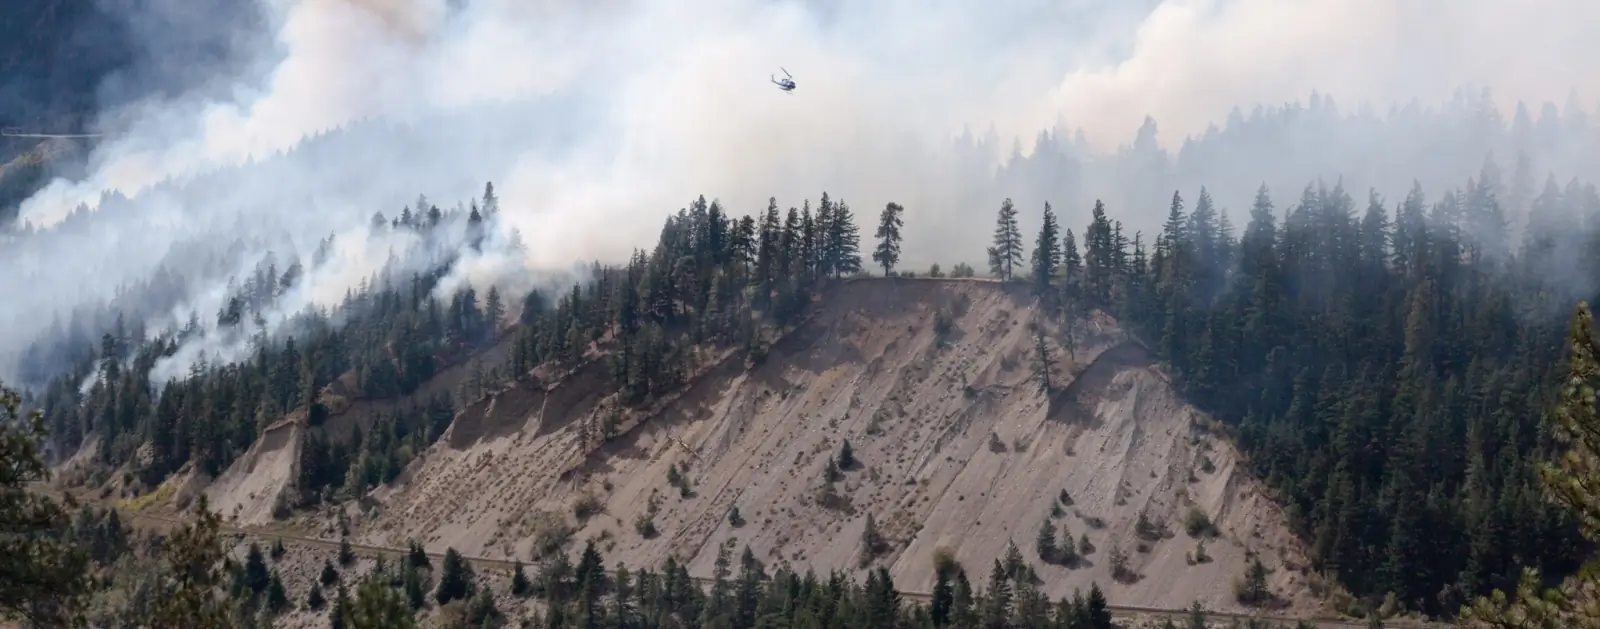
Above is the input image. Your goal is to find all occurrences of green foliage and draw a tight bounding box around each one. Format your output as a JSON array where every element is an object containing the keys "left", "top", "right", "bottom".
[
  {"left": 338, "top": 536, "right": 355, "bottom": 566},
  {"left": 265, "top": 571, "right": 288, "bottom": 614},
  {"left": 21, "top": 144, "right": 1600, "bottom": 625},
  {"left": 1461, "top": 303, "right": 1600, "bottom": 628},
  {"left": 402, "top": 565, "right": 426, "bottom": 610},
  {"left": 859, "top": 512, "right": 888, "bottom": 566},
  {"left": 341, "top": 577, "right": 415, "bottom": 629},
  {"left": 838, "top": 439, "right": 856, "bottom": 470},
  {"left": 307, "top": 582, "right": 326, "bottom": 610},
  {"left": 989, "top": 198, "right": 1024, "bottom": 281},
  {"left": 1183, "top": 506, "right": 1216, "bottom": 538},
  {"left": 1052, "top": 174, "right": 1599, "bottom": 614},
  {"left": 1109, "top": 541, "right": 1134, "bottom": 583},
  {"left": 872, "top": 202, "right": 905, "bottom": 276},
  {"left": 407, "top": 540, "right": 431, "bottom": 570},
  {"left": 0, "top": 383, "right": 90, "bottom": 626},
  {"left": 144, "top": 496, "right": 238, "bottom": 628},
  {"left": 1187, "top": 600, "right": 1208, "bottom": 629},
  {"left": 1031, "top": 327, "right": 1055, "bottom": 392},
  {"left": 238, "top": 542, "right": 270, "bottom": 596},
  {"left": 1036, "top": 517, "right": 1058, "bottom": 563},
  {"left": 329, "top": 583, "right": 349, "bottom": 629},
  {"left": 463, "top": 588, "right": 503, "bottom": 628},
  {"left": 1031, "top": 202, "right": 1062, "bottom": 295},
  {"left": 511, "top": 560, "right": 531, "bottom": 597},
  {"left": 1235, "top": 557, "right": 1271, "bottom": 607},
  {"left": 435, "top": 547, "right": 475, "bottom": 606},
  {"left": 320, "top": 559, "right": 340, "bottom": 587}
]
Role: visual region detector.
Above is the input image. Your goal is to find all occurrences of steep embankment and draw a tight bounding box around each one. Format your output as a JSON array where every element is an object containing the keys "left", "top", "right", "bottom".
[
  {"left": 183, "top": 331, "right": 519, "bottom": 527},
  {"left": 307, "top": 279, "right": 1319, "bottom": 613}
]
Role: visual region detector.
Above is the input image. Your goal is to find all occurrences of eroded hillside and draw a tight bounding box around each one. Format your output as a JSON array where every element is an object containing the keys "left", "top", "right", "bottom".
[{"left": 217, "top": 278, "right": 1324, "bottom": 613}]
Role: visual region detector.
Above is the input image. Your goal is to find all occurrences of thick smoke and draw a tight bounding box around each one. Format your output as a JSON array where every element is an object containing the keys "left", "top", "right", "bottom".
[{"left": 3, "top": 0, "right": 1598, "bottom": 384}]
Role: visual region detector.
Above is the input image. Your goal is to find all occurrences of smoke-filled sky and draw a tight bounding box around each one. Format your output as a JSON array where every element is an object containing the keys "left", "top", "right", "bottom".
[{"left": 3, "top": 0, "right": 1599, "bottom": 383}]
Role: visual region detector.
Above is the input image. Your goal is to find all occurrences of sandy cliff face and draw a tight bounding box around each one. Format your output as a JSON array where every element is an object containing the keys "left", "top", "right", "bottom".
[{"left": 222, "top": 278, "right": 1321, "bottom": 613}]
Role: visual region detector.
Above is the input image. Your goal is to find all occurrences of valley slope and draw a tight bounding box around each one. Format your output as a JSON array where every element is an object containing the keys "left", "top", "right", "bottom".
[{"left": 201, "top": 278, "right": 1324, "bottom": 614}]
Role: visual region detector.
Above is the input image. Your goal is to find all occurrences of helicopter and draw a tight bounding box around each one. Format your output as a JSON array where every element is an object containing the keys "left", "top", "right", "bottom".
[{"left": 771, "top": 67, "right": 796, "bottom": 93}]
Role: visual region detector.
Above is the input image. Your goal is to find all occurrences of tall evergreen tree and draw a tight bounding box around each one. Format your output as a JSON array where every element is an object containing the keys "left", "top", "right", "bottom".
[
  {"left": 435, "top": 547, "right": 475, "bottom": 606},
  {"left": 1031, "top": 202, "right": 1062, "bottom": 294},
  {"left": 989, "top": 198, "right": 1024, "bottom": 281},
  {"left": 0, "top": 384, "right": 89, "bottom": 626},
  {"left": 873, "top": 202, "right": 905, "bottom": 276}
]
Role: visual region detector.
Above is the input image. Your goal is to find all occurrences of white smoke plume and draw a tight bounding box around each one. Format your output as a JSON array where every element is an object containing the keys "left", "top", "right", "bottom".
[{"left": 3, "top": 0, "right": 1598, "bottom": 383}]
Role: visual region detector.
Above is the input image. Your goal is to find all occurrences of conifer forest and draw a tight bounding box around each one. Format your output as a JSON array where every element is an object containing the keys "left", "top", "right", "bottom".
[{"left": 5, "top": 4, "right": 1600, "bottom": 625}]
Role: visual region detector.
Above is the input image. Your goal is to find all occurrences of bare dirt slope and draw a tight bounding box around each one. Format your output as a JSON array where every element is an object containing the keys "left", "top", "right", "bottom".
[
  {"left": 205, "top": 421, "right": 302, "bottom": 525},
  {"left": 297, "top": 279, "right": 1320, "bottom": 613},
  {"left": 186, "top": 330, "right": 519, "bottom": 528}
]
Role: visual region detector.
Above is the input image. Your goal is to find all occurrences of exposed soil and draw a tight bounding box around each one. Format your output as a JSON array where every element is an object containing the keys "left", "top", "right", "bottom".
[{"left": 203, "top": 278, "right": 1327, "bottom": 614}]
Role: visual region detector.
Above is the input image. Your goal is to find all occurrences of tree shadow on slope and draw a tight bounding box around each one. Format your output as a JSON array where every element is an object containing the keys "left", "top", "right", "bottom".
[{"left": 1046, "top": 340, "right": 1152, "bottom": 426}]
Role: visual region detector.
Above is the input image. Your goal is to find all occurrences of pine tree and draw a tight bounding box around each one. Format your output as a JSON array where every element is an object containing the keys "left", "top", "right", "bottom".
[
  {"left": 873, "top": 202, "right": 905, "bottom": 276},
  {"left": 1031, "top": 202, "right": 1061, "bottom": 294},
  {"left": 307, "top": 583, "right": 326, "bottom": 610},
  {"left": 1187, "top": 601, "right": 1207, "bottom": 629},
  {"left": 407, "top": 540, "right": 430, "bottom": 570},
  {"left": 403, "top": 565, "right": 425, "bottom": 610},
  {"left": 989, "top": 199, "right": 1024, "bottom": 281},
  {"left": 1058, "top": 523, "right": 1080, "bottom": 566},
  {"left": 931, "top": 561, "right": 955, "bottom": 627},
  {"left": 320, "top": 559, "right": 341, "bottom": 587},
  {"left": 465, "top": 588, "right": 502, "bottom": 627},
  {"left": 1032, "top": 327, "right": 1055, "bottom": 392},
  {"left": 0, "top": 385, "right": 89, "bottom": 626},
  {"left": 145, "top": 496, "right": 237, "bottom": 628},
  {"left": 1086, "top": 583, "right": 1113, "bottom": 629},
  {"left": 338, "top": 536, "right": 355, "bottom": 566},
  {"left": 839, "top": 439, "right": 856, "bottom": 470},
  {"left": 511, "top": 560, "right": 531, "bottom": 597},
  {"left": 1002, "top": 540, "right": 1027, "bottom": 583},
  {"left": 266, "top": 571, "right": 289, "bottom": 613},
  {"left": 1237, "top": 557, "right": 1269, "bottom": 606},
  {"left": 1462, "top": 302, "right": 1600, "bottom": 627},
  {"left": 435, "top": 547, "right": 475, "bottom": 606},
  {"left": 329, "top": 583, "right": 349, "bottom": 629},
  {"left": 243, "top": 541, "right": 271, "bottom": 595},
  {"left": 831, "top": 198, "right": 863, "bottom": 277},
  {"left": 860, "top": 512, "right": 887, "bottom": 563},
  {"left": 344, "top": 577, "right": 415, "bottom": 629},
  {"left": 952, "top": 568, "right": 977, "bottom": 629},
  {"left": 1036, "top": 517, "right": 1058, "bottom": 563},
  {"left": 1062, "top": 228, "right": 1083, "bottom": 288},
  {"left": 1082, "top": 200, "right": 1115, "bottom": 303},
  {"left": 982, "top": 558, "right": 1013, "bottom": 629},
  {"left": 485, "top": 285, "right": 504, "bottom": 333}
]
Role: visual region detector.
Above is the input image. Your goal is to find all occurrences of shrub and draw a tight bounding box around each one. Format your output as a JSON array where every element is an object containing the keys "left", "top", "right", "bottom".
[
  {"left": 633, "top": 514, "right": 659, "bottom": 539},
  {"left": 1184, "top": 506, "right": 1217, "bottom": 538},
  {"left": 572, "top": 492, "right": 603, "bottom": 522}
]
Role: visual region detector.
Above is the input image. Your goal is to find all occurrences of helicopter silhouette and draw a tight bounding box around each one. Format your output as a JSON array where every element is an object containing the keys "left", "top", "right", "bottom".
[{"left": 771, "top": 67, "right": 796, "bottom": 93}]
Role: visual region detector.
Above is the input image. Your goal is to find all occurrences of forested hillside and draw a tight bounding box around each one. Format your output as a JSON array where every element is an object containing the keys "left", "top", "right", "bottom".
[
  {"left": 14, "top": 151, "right": 1597, "bottom": 623},
  {"left": 999, "top": 170, "right": 1595, "bottom": 616}
]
